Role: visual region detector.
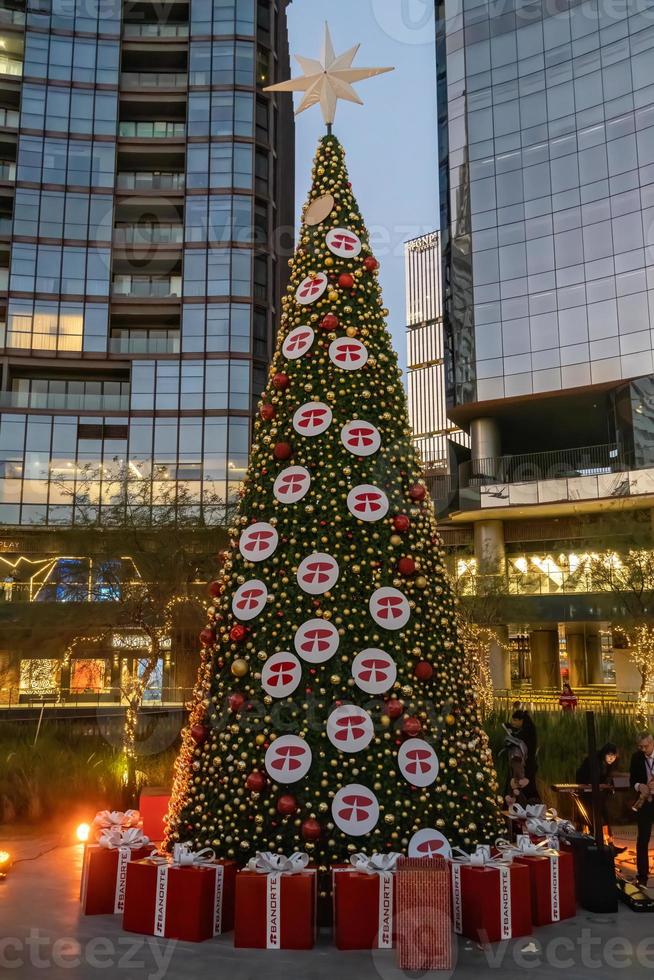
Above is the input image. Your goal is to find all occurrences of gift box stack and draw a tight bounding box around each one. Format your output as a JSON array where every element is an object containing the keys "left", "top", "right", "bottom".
[{"left": 80, "top": 809, "right": 153, "bottom": 916}]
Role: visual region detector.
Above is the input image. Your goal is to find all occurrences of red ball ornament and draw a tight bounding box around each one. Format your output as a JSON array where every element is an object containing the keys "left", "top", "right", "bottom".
[
  {"left": 409, "top": 483, "right": 427, "bottom": 502},
  {"left": 190, "top": 723, "right": 209, "bottom": 745},
  {"left": 338, "top": 273, "right": 354, "bottom": 289},
  {"left": 208, "top": 580, "right": 222, "bottom": 598},
  {"left": 392, "top": 514, "right": 410, "bottom": 533},
  {"left": 364, "top": 256, "right": 379, "bottom": 272},
  {"left": 228, "top": 691, "right": 245, "bottom": 713},
  {"left": 414, "top": 661, "right": 434, "bottom": 681},
  {"left": 199, "top": 628, "right": 214, "bottom": 646},
  {"left": 230, "top": 624, "right": 247, "bottom": 643},
  {"left": 273, "top": 441, "right": 292, "bottom": 461},
  {"left": 260, "top": 403, "right": 275, "bottom": 421},
  {"left": 402, "top": 716, "right": 422, "bottom": 737},
  {"left": 398, "top": 557, "right": 416, "bottom": 576},
  {"left": 320, "top": 313, "right": 339, "bottom": 331},
  {"left": 385, "top": 698, "right": 404, "bottom": 720},
  {"left": 272, "top": 372, "right": 290, "bottom": 390},
  {"left": 276, "top": 794, "right": 297, "bottom": 815},
  {"left": 246, "top": 770, "right": 267, "bottom": 793},
  {"left": 301, "top": 818, "right": 321, "bottom": 841}
]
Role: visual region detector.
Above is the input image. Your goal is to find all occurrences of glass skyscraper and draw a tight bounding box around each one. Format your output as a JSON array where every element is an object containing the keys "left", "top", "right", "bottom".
[{"left": 0, "top": 0, "right": 293, "bottom": 527}]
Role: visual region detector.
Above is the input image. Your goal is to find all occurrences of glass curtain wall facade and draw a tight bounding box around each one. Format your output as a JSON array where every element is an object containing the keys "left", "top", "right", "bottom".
[
  {"left": 0, "top": 0, "right": 294, "bottom": 526},
  {"left": 438, "top": 0, "right": 654, "bottom": 410}
]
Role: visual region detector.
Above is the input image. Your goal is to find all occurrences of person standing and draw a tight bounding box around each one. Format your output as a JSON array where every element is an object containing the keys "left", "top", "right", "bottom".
[
  {"left": 630, "top": 732, "right": 654, "bottom": 886},
  {"left": 576, "top": 742, "right": 625, "bottom": 853},
  {"left": 559, "top": 682, "right": 578, "bottom": 711}
]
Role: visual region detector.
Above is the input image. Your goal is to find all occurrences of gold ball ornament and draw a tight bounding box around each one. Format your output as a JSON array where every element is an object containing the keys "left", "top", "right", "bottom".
[
  {"left": 231, "top": 659, "right": 249, "bottom": 678},
  {"left": 345, "top": 326, "right": 357, "bottom": 337},
  {"left": 415, "top": 576, "right": 428, "bottom": 589}
]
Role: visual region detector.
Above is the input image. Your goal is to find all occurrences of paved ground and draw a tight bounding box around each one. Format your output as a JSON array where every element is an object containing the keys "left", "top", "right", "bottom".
[{"left": 1, "top": 829, "right": 654, "bottom": 980}]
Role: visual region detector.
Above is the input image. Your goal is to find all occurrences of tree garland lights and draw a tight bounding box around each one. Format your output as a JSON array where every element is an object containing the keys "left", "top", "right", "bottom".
[{"left": 164, "top": 136, "right": 502, "bottom": 867}]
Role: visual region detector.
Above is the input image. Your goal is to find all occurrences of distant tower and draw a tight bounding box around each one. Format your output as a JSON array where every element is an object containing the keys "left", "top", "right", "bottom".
[{"left": 405, "top": 232, "right": 468, "bottom": 485}]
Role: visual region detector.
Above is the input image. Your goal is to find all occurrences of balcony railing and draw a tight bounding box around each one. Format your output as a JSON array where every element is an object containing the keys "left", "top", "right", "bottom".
[
  {"left": 112, "top": 275, "right": 182, "bottom": 297},
  {"left": 0, "top": 390, "right": 130, "bottom": 411},
  {"left": 118, "top": 121, "right": 185, "bottom": 138},
  {"left": 121, "top": 72, "right": 188, "bottom": 89},
  {"left": 0, "top": 7, "right": 25, "bottom": 25},
  {"left": 123, "top": 22, "right": 189, "bottom": 37},
  {"left": 116, "top": 171, "right": 184, "bottom": 191},
  {"left": 109, "top": 335, "right": 180, "bottom": 354},
  {"left": 459, "top": 444, "right": 623, "bottom": 488},
  {"left": 0, "top": 58, "right": 22, "bottom": 77},
  {"left": 113, "top": 224, "right": 183, "bottom": 245},
  {"left": 0, "top": 107, "right": 18, "bottom": 127}
]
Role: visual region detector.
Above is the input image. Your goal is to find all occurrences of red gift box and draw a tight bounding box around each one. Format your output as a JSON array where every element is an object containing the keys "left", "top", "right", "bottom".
[
  {"left": 450, "top": 861, "right": 532, "bottom": 943},
  {"left": 138, "top": 789, "right": 171, "bottom": 842},
  {"left": 122, "top": 858, "right": 237, "bottom": 942},
  {"left": 332, "top": 868, "right": 395, "bottom": 949},
  {"left": 80, "top": 843, "right": 152, "bottom": 916},
  {"left": 396, "top": 857, "right": 454, "bottom": 972},
  {"left": 514, "top": 850, "right": 575, "bottom": 925},
  {"left": 234, "top": 869, "right": 316, "bottom": 949}
]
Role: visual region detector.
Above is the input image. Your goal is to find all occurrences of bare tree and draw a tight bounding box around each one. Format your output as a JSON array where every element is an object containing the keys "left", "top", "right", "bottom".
[{"left": 52, "top": 462, "right": 233, "bottom": 800}]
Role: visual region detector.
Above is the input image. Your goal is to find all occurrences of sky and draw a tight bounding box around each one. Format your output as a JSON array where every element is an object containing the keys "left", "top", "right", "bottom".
[{"left": 286, "top": 0, "right": 439, "bottom": 375}]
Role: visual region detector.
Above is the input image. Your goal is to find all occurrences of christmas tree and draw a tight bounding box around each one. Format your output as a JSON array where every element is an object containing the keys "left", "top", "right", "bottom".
[{"left": 165, "top": 30, "right": 501, "bottom": 868}]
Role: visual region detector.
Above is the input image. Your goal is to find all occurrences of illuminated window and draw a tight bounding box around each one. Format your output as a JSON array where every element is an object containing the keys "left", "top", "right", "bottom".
[
  {"left": 70, "top": 658, "right": 107, "bottom": 693},
  {"left": 19, "top": 658, "right": 61, "bottom": 693}
]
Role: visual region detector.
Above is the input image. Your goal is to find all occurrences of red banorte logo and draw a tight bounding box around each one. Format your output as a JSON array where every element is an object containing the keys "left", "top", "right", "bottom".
[
  {"left": 357, "top": 657, "right": 390, "bottom": 682},
  {"left": 375, "top": 596, "right": 405, "bottom": 620},
  {"left": 235, "top": 587, "right": 264, "bottom": 611},
  {"left": 301, "top": 560, "right": 334, "bottom": 585},
  {"left": 299, "top": 628, "right": 333, "bottom": 654},
  {"left": 333, "top": 342, "right": 364, "bottom": 363},
  {"left": 297, "top": 407, "right": 328, "bottom": 430},
  {"left": 243, "top": 530, "right": 274, "bottom": 554},
  {"left": 330, "top": 232, "right": 358, "bottom": 252},
  {"left": 270, "top": 745, "right": 306, "bottom": 773},
  {"left": 267, "top": 660, "right": 297, "bottom": 687},
  {"left": 334, "top": 713, "right": 369, "bottom": 742},
  {"left": 416, "top": 838, "right": 446, "bottom": 858},
  {"left": 278, "top": 473, "right": 307, "bottom": 495},
  {"left": 298, "top": 278, "right": 324, "bottom": 299},
  {"left": 339, "top": 793, "right": 373, "bottom": 823},
  {"left": 352, "top": 490, "right": 384, "bottom": 514},
  {"left": 345, "top": 425, "right": 375, "bottom": 448},
  {"left": 286, "top": 330, "right": 311, "bottom": 352},
  {"left": 404, "top": 747, "right": 434, "bottom": 776}
]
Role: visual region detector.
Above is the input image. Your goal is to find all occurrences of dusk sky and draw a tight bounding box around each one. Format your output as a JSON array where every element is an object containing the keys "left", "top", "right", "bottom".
[{"left": 286, "top": 1, "right": 438, "bottom": 374}]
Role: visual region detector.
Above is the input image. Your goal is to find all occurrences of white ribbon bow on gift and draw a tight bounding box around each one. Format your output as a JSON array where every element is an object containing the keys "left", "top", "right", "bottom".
[
  {"left": 451, "top": 844, "right": 513, "bottom": 868},
  {"left": 350, "top": 852, "right": 402, "bottom": 874},
  {"left": 496, "top": 836, "right": 559, "bottom": 858},
  {"left": 507, "top": 803, "right": 549, "bottom": 822},
  {"left": 92, "top": 809, "right": 141, "bottom": 838},
  {"left": 97, "top": 826, "right": 151, "bottom": 851},
  {"left": 247, "top": 851, "right": 310, "bottom": 875}
]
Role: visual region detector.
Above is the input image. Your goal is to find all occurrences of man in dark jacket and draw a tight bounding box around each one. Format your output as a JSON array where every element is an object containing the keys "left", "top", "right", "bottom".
[{"left": 630, "top": 732, "right": 654, "bottom": 886}]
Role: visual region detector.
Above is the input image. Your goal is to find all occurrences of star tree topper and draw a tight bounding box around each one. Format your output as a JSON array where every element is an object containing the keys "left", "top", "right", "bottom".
[{"left": 264, "top": 22, "right": 394, "bottom": 127}]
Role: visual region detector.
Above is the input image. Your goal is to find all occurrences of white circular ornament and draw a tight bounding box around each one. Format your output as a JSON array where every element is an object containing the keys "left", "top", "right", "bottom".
[
  {"left": 231, "top": 579, "right": 268, "bottom": 621},
  {"left": 239, "top": 522, "right": 278, "bottom": 562},
  {"left": 294, "top": 618, "right": 340, "bottom": 663},
  {"left": 296, "top": 272, "right": 328, "bottom": 305},
  {"left": 265, "top": 734, "right": 312, "bottom": 784},
  {"left": 347, "top": 484, "right": 389, "bottom": 522},
  {"left": 351, "top": 649, "right": 397, "bottom": 695},
  {"left": 327, "top": 704, "right": 374, "bottom": 753},
  {"left": 293, "top": 401, "right": 332, "bottom": 437},
  {"left": 332, "top": 784, "right": 379, "bottom": 836},
  {"left": 398, "top": 738, "right": 440, "bottom": 787},
  {"left": 329, "top": 337, "right": 368, "bottom": 371},
  {"left": 408, "top": 828, "right": 452, "bottom": 860},
  {"left": 341, "top": 420, "right": 381, "bottom": 457},
  {"left": 282, "top": 326, "right": 315, "bottom": 360},
  {"left": 296, "top": 553, "right": 339, "bottom": 595},
  {"left": 304, "top": 193, "right": 335, "bottom": 226},
  {"left": 369, "top": 586, "right": 411, "bottom": 630},
  {"left": 261, "top": 652, "right": 302, "bottom": 698},
  {"left": 273, "top": 466, "right": 311, "bottom": 504},
  {"left": 326, "top": 227, "right": 363, "bottom": 258}
]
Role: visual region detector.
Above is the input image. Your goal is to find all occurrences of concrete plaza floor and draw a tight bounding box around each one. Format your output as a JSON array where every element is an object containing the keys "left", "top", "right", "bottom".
[{"left": 1, "top": 829, "right": 654, "bottom": 980}]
